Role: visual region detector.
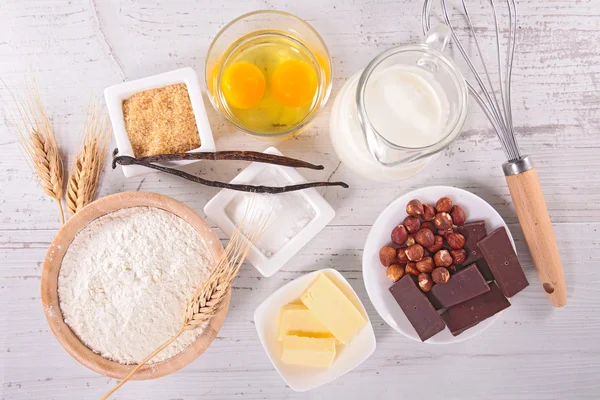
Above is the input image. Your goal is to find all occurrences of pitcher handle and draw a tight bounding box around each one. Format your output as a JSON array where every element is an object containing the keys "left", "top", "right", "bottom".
[{"left": 423, "top": 24, "right": 451, "bottom": 52}]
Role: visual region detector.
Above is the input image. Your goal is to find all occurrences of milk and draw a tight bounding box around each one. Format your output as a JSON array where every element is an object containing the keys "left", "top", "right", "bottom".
[
  {"left": 329, "top": 65, "right": 455, "bottom": 181},
  {"left": 363, "top": 64, "right": 449, "bottom": 148}
]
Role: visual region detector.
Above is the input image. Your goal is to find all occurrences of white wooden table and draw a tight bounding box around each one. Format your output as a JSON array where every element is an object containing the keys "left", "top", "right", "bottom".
[{"left": 2, "top": 1, "right": 599, "bottom": 399}]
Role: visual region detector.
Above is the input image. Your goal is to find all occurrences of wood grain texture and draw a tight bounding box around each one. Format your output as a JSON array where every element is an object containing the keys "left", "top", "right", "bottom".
[
  {"left": 1, "top": 0, "right": 599, "bottom": 399},
  {"left": 506, "top": 168, "right": 567, "bottom": 307}
]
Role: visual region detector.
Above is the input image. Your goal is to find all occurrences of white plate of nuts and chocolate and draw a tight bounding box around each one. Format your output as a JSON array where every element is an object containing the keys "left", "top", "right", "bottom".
[{"left": 363, "top": 186, "right": 528, "bottom": 344}]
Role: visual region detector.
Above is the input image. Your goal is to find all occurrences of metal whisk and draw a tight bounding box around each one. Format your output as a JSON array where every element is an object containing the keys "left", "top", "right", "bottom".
[{"left": 422, "top": 0, "right": 566, "bottom": 307}]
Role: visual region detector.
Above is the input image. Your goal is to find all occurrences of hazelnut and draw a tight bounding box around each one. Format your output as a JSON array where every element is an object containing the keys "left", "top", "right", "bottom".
[
  {"left": 451, "top": 205, "right": 466, "bottom": 226},
  {"left": 386, "top": 264, "right": 405, "bottom": 282},
  {"left": 405, "top": 244, "right": 425, "bottom": 262},
  {"left": 418, "top": 273, "right": 433, "bottom": 292},
  {"left": 420, "top": 221, "right": 436, "bottom": 233},
  {"left": 432, "top": 267, "right": 450, "bottom": 284},
  {"left": 406, "top": 199, "right": 424, "bottom": 217},
  {"left": 405, "top": 234, "right": 416, "bottom": 247},
  {"left": 405, "top": 262, "right": 420, "bottom": 276},
  {"left": 437, "top": 227, "right": 454, "bottom": 238},
  {"left": 434, "top": 212, "right": 453, "bottom": 230},
  {"left": 391, "top": 224, "right": 408, "bottom": 246},
  {"left": 435, "top": 197, "right": 453, "bottom": 213},
  {"left": 379, "top": 246, "right": 397, "bottom": 266},
  {"left": 422, "top": 204, "right": 436, "bottom": 221},
  {"left": 450, "top": 248, "right": 467, "bottom": 265},
  {"left": 416, "top": 257, "right": 434, "bottom": 273},
  {"left": 403, "top": 216, "right": 421, "bottom": 233},
  {"left": 414, "top": 228, "right": 435, "bottom": 248},
  {"left": 446, "top": 232, "right": 466, "bottom": 249},
  {"left": 427, "top": 235, "right": 444, "bottom": 253},
  {"left": 397, "top": 247, "right": 409, "bottom": 263},
  {"left": 434, "top": 250, "right": 453, "bottom": 267},
  {"left": 422, "top": 248, "right": 432, "bottom": 258}
]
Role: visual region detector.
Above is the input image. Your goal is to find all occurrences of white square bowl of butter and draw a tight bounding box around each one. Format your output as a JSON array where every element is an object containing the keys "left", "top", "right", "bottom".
[{"left": 254, "top": 268, "right": 376, "bottom": 392}]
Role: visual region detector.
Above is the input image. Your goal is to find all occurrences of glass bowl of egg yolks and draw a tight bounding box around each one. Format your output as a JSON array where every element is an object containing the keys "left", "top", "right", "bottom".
[{"left": 206, "top": 11, "right": 332, "bottom": 140}]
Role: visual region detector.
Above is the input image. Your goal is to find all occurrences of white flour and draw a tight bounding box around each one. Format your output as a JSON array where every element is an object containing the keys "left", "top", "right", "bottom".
[
  {"left": 224, "top": 166, "right": 316, "bottom": 257},
  {"left": 58, "top": 207, "right": 212, "bottom": 365}
]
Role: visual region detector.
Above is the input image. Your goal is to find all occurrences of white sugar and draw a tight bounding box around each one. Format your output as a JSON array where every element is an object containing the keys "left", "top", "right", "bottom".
[{"left": 224, "top": 166, "right": 316, "bottom": 257}]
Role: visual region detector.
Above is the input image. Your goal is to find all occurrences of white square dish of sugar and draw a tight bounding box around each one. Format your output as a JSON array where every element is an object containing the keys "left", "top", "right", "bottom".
[
  {"left": 204, "top": 147, "right": 335, "bottom": 277},
  {"left": 104, "top": 67, "right": 216, "bottom": 178}
]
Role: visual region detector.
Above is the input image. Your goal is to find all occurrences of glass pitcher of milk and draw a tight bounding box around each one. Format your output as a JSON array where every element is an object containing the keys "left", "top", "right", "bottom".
[{"left": 330, "top": 25, "right": 468, "bottom": 181}]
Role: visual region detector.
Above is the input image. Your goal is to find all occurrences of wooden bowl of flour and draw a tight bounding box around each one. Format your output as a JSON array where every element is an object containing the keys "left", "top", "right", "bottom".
[{"left": 41, "top": 192, "right": 229, "bottom": 380}]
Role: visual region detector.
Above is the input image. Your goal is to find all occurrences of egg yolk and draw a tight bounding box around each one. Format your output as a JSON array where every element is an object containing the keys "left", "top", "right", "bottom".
[
  {"left": 221, "top": 61, "right": 266, "bottom": 109},
  {"left": 271, "top": 59, "right": 318, "bottom": 107}
]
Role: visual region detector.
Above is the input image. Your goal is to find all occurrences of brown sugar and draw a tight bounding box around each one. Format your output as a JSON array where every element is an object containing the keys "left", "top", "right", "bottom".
[{"left": 122, "top": 83, "right": 200, "bottom": 157}]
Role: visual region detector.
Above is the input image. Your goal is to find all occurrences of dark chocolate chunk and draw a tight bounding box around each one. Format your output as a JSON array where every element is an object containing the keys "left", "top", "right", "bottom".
[
  {"left": 441, "top": 283, "right": 510, "bottom": 336},
  {"left": 429, "top": 264, "right": 490, "bottom": 309},
  {"left": 425, "top": 291, "right": 443, "bottom": 310},
  {"left": 456, "top": 221, "right": 494, "bottom": 281},
  {"left": 389, "top": 275, "right": 445, "bottom": 342},
  {"left": 477, "top": 227, "right": 529, "bottom": 297}
]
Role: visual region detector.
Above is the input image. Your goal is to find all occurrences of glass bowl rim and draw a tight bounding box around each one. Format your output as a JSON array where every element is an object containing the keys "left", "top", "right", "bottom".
[{"left": 205, "top": 10, "right": 333, "bottom": 138}]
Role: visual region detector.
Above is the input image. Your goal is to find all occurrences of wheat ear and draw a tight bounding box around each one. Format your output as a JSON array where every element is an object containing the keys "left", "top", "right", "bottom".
[
  {"left": 66, "top": 101, "right": 110, "bottom": 216},
  {"left": 5, "top": 77, "right": 65, "bottom": 224},
  {"left": 100, "top": 208, "right": 269, "bottom": 400}
]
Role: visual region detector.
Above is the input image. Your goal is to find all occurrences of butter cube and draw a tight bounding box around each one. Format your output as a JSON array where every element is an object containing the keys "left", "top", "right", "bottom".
[
  {"left": 278, "top": 304, "right": 336, "bottom": 342},
  {"left": 280, "top": 335, "right": 337, "bottom": 368},
  {"left": 300, "top": 273, "right": 366, "bottom": 345}
]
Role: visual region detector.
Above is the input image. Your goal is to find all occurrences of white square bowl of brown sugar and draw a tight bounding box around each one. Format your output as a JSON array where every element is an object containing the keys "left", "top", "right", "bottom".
[{"left": 104, "top": 67, "right": 216, "bottom": 178}]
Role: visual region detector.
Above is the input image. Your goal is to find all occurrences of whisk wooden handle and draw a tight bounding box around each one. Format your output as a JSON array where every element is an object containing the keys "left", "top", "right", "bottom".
[{"left": 505, "top": 167, "right": 566, "bottom": 307}]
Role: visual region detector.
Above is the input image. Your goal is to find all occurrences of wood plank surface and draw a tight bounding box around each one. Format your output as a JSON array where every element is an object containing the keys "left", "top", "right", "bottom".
[{"left": 1, "top": 0, "right": 599, "bottom": 399}]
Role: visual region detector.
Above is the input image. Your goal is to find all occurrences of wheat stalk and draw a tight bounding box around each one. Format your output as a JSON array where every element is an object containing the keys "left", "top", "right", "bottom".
[
  {"left": 101, "top": 207, "right": 269, "bottom": 400},
  {"left": 4, "top": 76, "right": 65, "bottom": 224},
  {"left": 66, "top": 101, "right": 110, "bottom": 216}
]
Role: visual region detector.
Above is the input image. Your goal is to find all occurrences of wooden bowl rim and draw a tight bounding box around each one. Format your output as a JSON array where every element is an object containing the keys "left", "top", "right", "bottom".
[{"left": 41, "top": 191, "right": 229, "bottom": 380}]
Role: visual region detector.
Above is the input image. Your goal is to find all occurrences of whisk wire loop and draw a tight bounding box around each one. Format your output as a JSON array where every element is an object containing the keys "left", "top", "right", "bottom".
[{"left": 423, "top": 0, "right": 522, "bottom": 162}]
